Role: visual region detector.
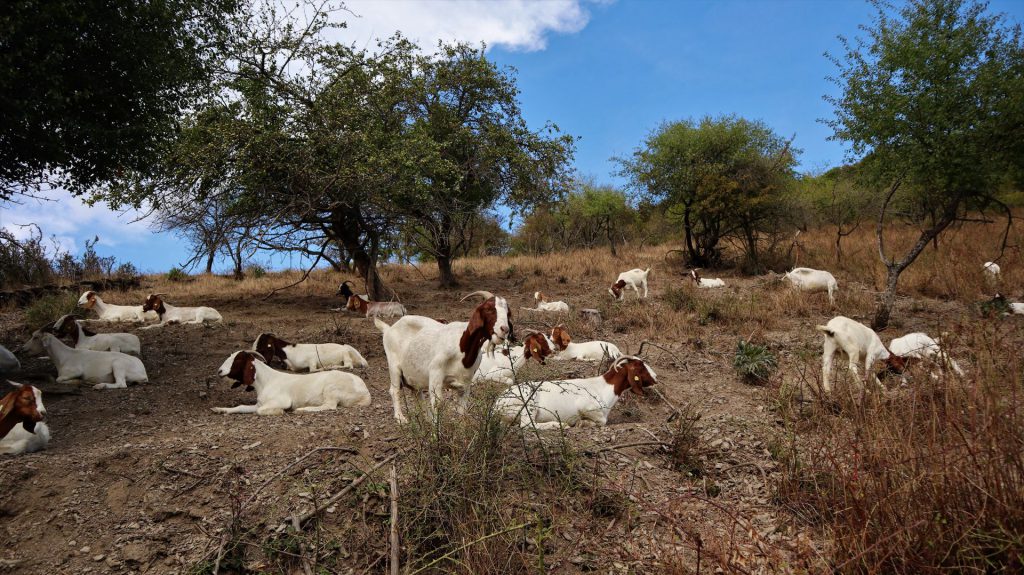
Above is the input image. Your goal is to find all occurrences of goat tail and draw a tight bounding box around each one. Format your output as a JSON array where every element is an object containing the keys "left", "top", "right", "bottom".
[
  {"left": 374, "top": 317, "right": 391, "bottom": 333},
  {"left": 815, "top": 325, "right": 834, "bottom": 337}
]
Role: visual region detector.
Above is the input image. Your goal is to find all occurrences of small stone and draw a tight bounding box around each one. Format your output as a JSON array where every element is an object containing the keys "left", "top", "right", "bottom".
[
  {"left": 127, "top": 522, "right": 140, "bottom": 529},
  {"left": 198, "top": 391, "right": 208, "bottom": 399},
  {"left": 92, "top": 554, "right": 105, "bottom": 562},
  {"left": 80, "top": 546, "right": 91, "bottom": 554}
]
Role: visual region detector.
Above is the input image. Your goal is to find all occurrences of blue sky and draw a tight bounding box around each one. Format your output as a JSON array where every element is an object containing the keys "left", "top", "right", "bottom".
[{"left": 3, "top": 0, "right": 1022, "bottom": 273}]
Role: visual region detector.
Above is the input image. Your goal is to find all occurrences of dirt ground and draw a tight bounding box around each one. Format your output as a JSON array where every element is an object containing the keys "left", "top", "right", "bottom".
[{"left": 0, "top": 266, "right": 979, "bottom": 574}]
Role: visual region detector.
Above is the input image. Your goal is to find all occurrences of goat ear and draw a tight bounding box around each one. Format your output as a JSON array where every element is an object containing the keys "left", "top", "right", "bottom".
[
  {"left": 243, "top": 359, "right": 256, "bottom": 391},
  {"left": 627, "top": 364, "right": 646, "bottom": 396}
]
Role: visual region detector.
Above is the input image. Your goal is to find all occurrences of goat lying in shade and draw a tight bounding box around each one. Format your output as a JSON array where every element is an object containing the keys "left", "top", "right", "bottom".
[
  {"left": 214, "top": 351, "right": 371, "bottom": 415},
  {"left": 531, "top": 291, "right": 570, "bottom": 313},
  {"left": 473, "top": 332, "right": 555, "bottom": 385},
  {"left": 0, "top": 382, "right": 49, "bottom": 455},
  {"left": 78, "top": 291, "right": 157, "bottom": 323},
  {"left": 495, "top": 356, "right": 658, "bottom": 429},
  {"left": 690, "top": 269, "right": 725, "bottom": 288},
  {"left": 253, "top": 333, "right": 368, "bottom": 372},
  {"left": 52, "top": 314, "right": 141, "bottom": 355},
  {"left": 346, "top": 295, "right": 407, "bottom": 319},
  {"left": 21, "top": 330, "right": 148, "bottom": 390},
  {"left": 549, "top": 325, "right": 622, "bottom": 361}
]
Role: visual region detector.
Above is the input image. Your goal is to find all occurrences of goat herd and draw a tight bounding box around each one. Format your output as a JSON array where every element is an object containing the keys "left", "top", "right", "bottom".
[{"left": 2, "top": 263, "right": 1022, "bottom": 457}]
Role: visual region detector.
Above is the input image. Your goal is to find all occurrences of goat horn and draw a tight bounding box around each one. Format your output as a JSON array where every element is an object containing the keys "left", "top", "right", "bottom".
[
  {"left": 460, "top": 290, "right": 495, "bottom": 302},
  {"left": 342, "top": 280, "right": 354, "bottom": 286}
]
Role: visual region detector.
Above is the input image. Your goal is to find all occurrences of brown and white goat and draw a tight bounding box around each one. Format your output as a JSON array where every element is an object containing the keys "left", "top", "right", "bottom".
[
  {"left": 346, "top": 295, "right": 406, "bottom": 319},
  {"left": 549, "top": 325, "right": 622, "bottom": 361},
  {"left": 140, "top": 293, "right": 222, "bottom": 329},
  {"left": 253, "top": 333, "right": 368, "bottom": 372},
  {"left": 52, "top": 314, "right": 141, "bottom": 355},
  {"left": 608, "top": 268, "right": 650, "bottom": 300},
  {"left": 0, "top": 382, "right": 49, "bottom": 454},
  {"left": 473, "top": 332, "right": 555, "bottom": 385}
]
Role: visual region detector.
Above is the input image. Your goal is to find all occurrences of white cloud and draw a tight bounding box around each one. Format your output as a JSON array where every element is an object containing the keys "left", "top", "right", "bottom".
[
  {"left": 335, "top": 0, "right": 597, "bottom": 52},
  {"left": 0, "top": 189, "right": 152, "bottom": 257}
]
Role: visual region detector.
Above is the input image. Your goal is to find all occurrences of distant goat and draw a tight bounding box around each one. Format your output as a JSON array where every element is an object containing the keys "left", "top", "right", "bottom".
[
  {"left": 253, "top": 333, "right": 368, "bottom": 372},
  {"left": 52, "top": 314, "right": 141, "bottom": 355},
  {"left": 877, "top": 332, "right": 964, "bottom": 381},
  {"left": 336, "top": 280, "right": 368, "bottom": 302},
  {"left": 78, "top": 291, "right": 157, "bottom": 323},
  {"left": 983, "top": 261, "right": 1001, "bottom": 280},
  {"left": 532, "top": 291, "right": 570, "bottom": 313},
  {"left": 784, "top": 268, "right": 838, "bottom": 305},
  {"left": 690, "top": 269, "right": 725, "bottom": 288},
  {"left": 549, "top": 325, "right": 622, "bottom": 361},
  {"left": 140, "top": 294, "right": 222, "bottom": 329},
  {"left": 473, "top": 332, "right": 554, "bottom": 385},
  {"left": 609, "top": 268, "right": 650, "bottom": 300},
  {"left": 346, "top": 295, "right": 407, "bottom": 319}
]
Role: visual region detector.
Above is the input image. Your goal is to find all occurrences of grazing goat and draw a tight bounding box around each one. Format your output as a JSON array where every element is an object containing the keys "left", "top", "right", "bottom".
[
  {"left": 989, "top": 293, "right": 1024, "bottom": 315},
  {"left": 336, "top": 280, "right": 368, "bottom": 302},
  {"left": 690, "top": 269, "right": 725, "bottom": 288},
  {"left": 532, "top": 291, "right": 570, "bottom": 313},
  {"left": 473, "top": 332, "right": 555, "bottom": 385},
  {"left": 78, "top": 291, "right": 157, "bottom": 323},
  {"left": 0, "top": 382, "right": 49, "bottom": 455},
  {"left": 0, "top": 344, "right": 19, "bottom": 373},
  {"left": 214, "top": 351, "right": 371, "bottom": 415},
  {"left": 609, "top": 268, "right": 650, "bottom": 300},
  {"left": 377, "top": 291, "right": 511, "bottom": 422},
  {"left": 253, "top": 333, "right": 368, "bottom": 372},
  {"left": 784, "top": 267, "right": 838, "bottom": 305},
  {"left": 495, "top": 356, "right": 658, "bottom": 429},
  {"left": 877, "top": 332, "right": 964, "bottom": 381},
  {"left": 52, "top": 314, "right": 141, "bottom": 355},
  {"left": 983, "top": 261, "right": 1001, "bottom": 279},
  {"left": 346, "top": 295, "right": 407, "bottom": 319},
  {"left": 140, "top": 294, "right": 223, "bottom": 329},
  {"left": 21, "top": 330, "right": 148, "bottom": 390},
  {"left": 549, "top": 325, "right": 622, "bottom": 361},
  {"left": 816, "top": 316, "right": 890, "bottom": 393}
]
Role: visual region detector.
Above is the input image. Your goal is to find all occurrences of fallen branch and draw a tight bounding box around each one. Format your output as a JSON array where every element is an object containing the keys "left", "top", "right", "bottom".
[
  {"left": 407, "top": 521, "right": 534, "bottom": 575},
  {"left": 389, "top": 464, "right": 400, "bottom": 575},
  {"left": 587, "top": 441, "right": 671, "bottom": 455},
  {"left": 283, "top": 450, "right": 402, "bottom": 531},
  {"left": 246, "top": 446, "right": 359, "bottom": 506}
]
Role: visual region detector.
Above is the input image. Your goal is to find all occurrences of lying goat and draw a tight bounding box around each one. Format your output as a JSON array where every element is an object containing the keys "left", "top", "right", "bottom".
[
  {"left": 877, "top": 332, "right": 964, "bottom": 381},
  {"left": 213, "top": 351, "right": 371, "bottom": 415},
  {"left": 531, "top": 291, "right": 570, "bottom": 313},
  {"left": 346, "top": 295, "right": 407, "bottom": 319},
  {"left": 21, "top": 330, "right": 148, "bottom": 390},
  {"left": 253, "top": 333, "right": 368, "bottom": 372},
  {"left": 495, "top": 356, "right": 658, "bottom": 429},
  {"left": 52, "top": 314, "right": 141, "bottom": 355},
  {"left": 78, "top": 291, "right": 157, "bottom": 323},
  {"left": 0, "top": 382, "right": 49, "bottom": 455},
  {"left": 473, "top": 332, "right": 555, "bottom": 385},
  {"left": 690, "top": 269, "right": 725, "bottom": 288},
  {"left": 549, "top": 325, "right": 622, "bottom": 361},
  {"left": 140, "top": 294, "right": 222, "bottom": 329}
]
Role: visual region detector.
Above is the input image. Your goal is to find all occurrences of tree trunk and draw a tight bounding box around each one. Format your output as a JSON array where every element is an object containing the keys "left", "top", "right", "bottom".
[
  {"left": 872, "top": 265, "right": 901, "bottom": 330},
  {"left": 205, "top": 251, "right": 215, "bottom": 274},
  {"left": 437, "top": 254, "right": 457, "bottom": 288},
  {"left": 331, "top": 215, "right": 393, "bottom": 301}
]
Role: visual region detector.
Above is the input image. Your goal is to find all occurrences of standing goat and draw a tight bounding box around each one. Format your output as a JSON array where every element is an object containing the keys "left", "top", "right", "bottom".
[
  {"left": 78, "top": 291, "right": 157, "bottom": 323},
  {"left": 140, "top": 294, "right": 223, "bottom": 329},
  {"left": 346, "top": 295, "right": 407, "bottom": 319},
  {"left": 495, "top": 356, "right": 658, "bottom": 429},
  {"left": 690, "top": 269, "right": 725, "bottom": 288},
  {"left": 377, "top": 290, "right": 511, "bottom": 422},
  {"left": 609, "top": 268, "right": 650, "bottom": 300},
  {"left": 816, "top": 316, "right": 890, "bottom": 393},
  {"left": 214, "top": 351, "right": 371, "bottom": 415},
  {"left": 0, "top": 382, "right": 49, "bottom": 455},
  {"left": 253, "top": 333, "right": 368, "bottom": 372},
  {"left": 549, "top": 326, "right": 622, "bottom": 361},
  {"left": 52, "top": 314, "right": 141, "bottom": 355},
  {"left": 784, "top": 268, "right": 838, "bottom": 305},
  {"left": 21, "top": 330, "right": 148, "bottom": 390}
]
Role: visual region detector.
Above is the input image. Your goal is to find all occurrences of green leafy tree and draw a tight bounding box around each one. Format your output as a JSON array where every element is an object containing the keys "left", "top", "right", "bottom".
[
  {"left": 0, "top": 0, "right": 237, "bottom": 201},
  {"left": 826, "top": 0, "right": 1024, "bottom": 328},
  {"left": 617, "top": 116, "right": 798, "bottom": 270}
]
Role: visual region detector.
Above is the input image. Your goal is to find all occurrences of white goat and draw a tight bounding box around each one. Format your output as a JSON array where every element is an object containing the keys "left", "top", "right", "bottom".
[
  {"left": 690, "top": 269, "right": 726, "bottom": 288},
  {"left": 495, "top": 356, "right": 658, "bottom": 429},
  {"left": 252, "top": 333, "right": 368, "bottom": 372},
  {"left": 989, "top": 293, "right": 1024, "bottom": 315},
  {"left": 21, "top": 331, "right": 148, "bottom": 390},
  {"left": 816, "top": 316, "right": 890, "bottom": 393},
  {"left": 609, "top": 268, "right": 650, "bottom": 300},
  {"left": 0, "top": 345, "right": 19, "bottom": 372},
  {"left": 52, "top": 314, "right": 141, "bottom": 355},
  {"left": 983, "top": 261, "right": 1001, "bottom": 279},
  {"left": 377, "top": 291, "right": 511, "bottom": 422},
  {"left": 784, "top": 267, "right": 838, "bottom": 305},
  {"left": 0, "top": 382, "right": 49, "bottom": 455},
  {"left": 345, "top": 295, "right": 407, "bottom": 318},
  {"left": 882, "top": 332, "right": 964, "bottom": 379},
  {"left": 473, "top": 332, "right": 555, "bottom": 385},
  {"left": 213, "top": 351, "right": 371, "bottom": 415},
  {"left": 549, "top": 326, "right": 622, "bottom": 361},
  {"left": 532, "top": 291, "right": 570, "bottom": 313},
  {"left": 140, "top": 293, "right": 223, "bottom": 329},
  {"left": 78, "top": 291, "right": 157, "bottom": 323}
]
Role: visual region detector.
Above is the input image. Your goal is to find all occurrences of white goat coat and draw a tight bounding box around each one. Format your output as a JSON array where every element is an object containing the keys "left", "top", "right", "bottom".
[
  {"left": 473, "top": 345, "right": 526, "bottom": 385},
  {"left": 0, "top": 387, "right": 49, "bottom": 455},
  {"left": 0, "top": 345, "right": 19, "bottom": 372},
  {"left": 554, "top": 341, "right": 623, "bottom": 362},
  {"left": 78, "top": 292, "right": 157, "bottom": 322},
  {"left": 496, "top": 369, "right": 648, "bottom": 429},
  {"left": 214, "top": 352, "right": 371, "bottom": 415},
  {"left": 785, "top": 268, "right": 838, "bottom": 304},
  {"left": 610, "top": 268, "right": 650, "bottom": 300},
  {"left": 252, "top": 339, "right": 368, "bottom": 372},
  {"left": 695, "top": 277, "right": 726, "bottom": 288},
  {"left": 24, "top": 332, "right": 148, "bottom": 390},
  {"left": 983, "top": 262, "right": 1001, "bottom": 278},
  {"left": 817, "top": 316, "right": 889, "bottom": 393},
  {"left": 889, "top": 332, "right": 964, "bottom": 376},
  {"left": 56, "top": 317, "right": 141, "bottom": 355},
  {"left": 142, "top": 302, "right": 222, "bottom": 329}
]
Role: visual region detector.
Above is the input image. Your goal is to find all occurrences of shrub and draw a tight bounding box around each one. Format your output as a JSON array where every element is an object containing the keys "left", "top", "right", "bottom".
[
  {"left": 114, "top": 262, "right": 140, "bottom": 281},
  {"left": 166, "top": 267, "right": 187, "bottom": 282},
  {"left": 662, "top": 285, "right": 692, "bottom": 312},
  {"left": 246, "top": 264, "right": 267, "bottom": 279},
  {"left": 24, "top": 292, "right": 78, "bottom": 329},
  {"left": 733, "top": 339, "right": 777, "bottom": 384}
]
